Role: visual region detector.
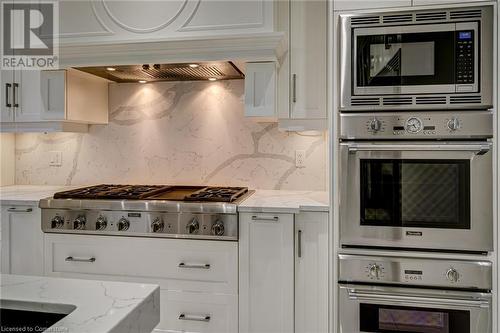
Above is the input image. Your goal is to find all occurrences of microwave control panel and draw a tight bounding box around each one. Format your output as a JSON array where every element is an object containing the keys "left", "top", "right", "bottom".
[{"left": 456, "top": 30, "right": 475, "bottom": 84}]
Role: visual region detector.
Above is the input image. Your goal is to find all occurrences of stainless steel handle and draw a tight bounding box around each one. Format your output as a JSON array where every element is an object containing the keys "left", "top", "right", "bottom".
[
  {"left": 7, "top": 207, "right": 33, "bottom": 213},
  {"left": 178, "top": 262, "right": 210, "bottom": 269},
  {"left": 178, "top": 313, "right": 211, "bottom": 322},
  {"left": 292, "top": 74, "right": 297, "bottom": 103},
  {"left": 297, "top": 230, "right": 302, "bottom": 258},
  {"left": 5, "top": 83, "right": 11, "bottom": 107},
  {"left": 65, "top": 256, "right": 96, "bottom": 263},
  {"left": 251, "top": 215, "right": 279, "bottom": 222},
  {"left": 12, "top": 83, "right": 19, "bottom": 107},
  {"left": 347, "top": 143, "right": 491, "bottom": 155},
  {"left": 347, "top": 289, "right": 490, "bottom": 308}
]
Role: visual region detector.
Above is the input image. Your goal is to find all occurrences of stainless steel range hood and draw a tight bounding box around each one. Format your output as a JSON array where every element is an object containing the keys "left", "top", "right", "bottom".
[{"left": 75, "top": 61, "right": 244, "bottom": 83}]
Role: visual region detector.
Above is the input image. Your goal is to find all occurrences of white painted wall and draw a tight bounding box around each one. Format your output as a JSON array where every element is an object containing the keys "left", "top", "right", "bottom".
[{"left": 0, "top": 134, "right": 15, "bottom": 186}]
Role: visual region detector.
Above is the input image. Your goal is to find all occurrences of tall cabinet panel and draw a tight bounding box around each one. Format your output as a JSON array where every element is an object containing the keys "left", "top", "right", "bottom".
[{"left": 239, "top": 213, "right": 294, "bottom": 333}]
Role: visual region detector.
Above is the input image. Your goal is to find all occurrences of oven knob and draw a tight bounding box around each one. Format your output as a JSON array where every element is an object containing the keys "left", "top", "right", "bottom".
[
  {"left": 446, "top": 268, "right": 460, "bottom": 283},
  {"left": 95, "top": 216, "right": 107, "bottom": 230},
  {"left": 51, "top": 215, "right": 64, "bottom": 229},
  {"left": 117, "top": 217, "right": 130, "bottom": 231},
  {"left": 369, "top": 118, "right": 382, "bottom": 132},
  {"left": 151, "top": 218, "right": 164, "bottom": 233},
  {"left": 368, "top": 264, "right": 382, "bottom": 279},
  {"left": 447, "top": 117, "right": 461, "bottom": 131},
  {"left": 73, "top": 215, "right": 86, "bottom": 230},
  {"left": 186, "top": 218, "right": 199, "bottom": 234},
  {"left": 211, "top": 219, "right": 225, "bottom": 236}
]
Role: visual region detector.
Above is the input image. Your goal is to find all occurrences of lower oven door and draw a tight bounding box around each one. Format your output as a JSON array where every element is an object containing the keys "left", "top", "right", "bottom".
[
  {"left": 339, "top": 141, "right": 493, "bottom": 252},
  {"left": 339, "top": 284, "right": 492, "bottom": 333}
]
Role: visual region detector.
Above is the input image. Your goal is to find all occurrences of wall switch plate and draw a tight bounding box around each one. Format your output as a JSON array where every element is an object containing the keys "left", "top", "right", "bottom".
[
  {"left": 49, "top": 151, "right": 62, "bottom": 167},
  {"left": 295, "top": 150, "right": 306, "bottom": 168}
]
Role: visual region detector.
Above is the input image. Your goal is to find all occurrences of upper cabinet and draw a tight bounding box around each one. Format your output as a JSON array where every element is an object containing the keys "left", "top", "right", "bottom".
[{"left": 58, "top": 0, "right": 274, "bottom": 44}]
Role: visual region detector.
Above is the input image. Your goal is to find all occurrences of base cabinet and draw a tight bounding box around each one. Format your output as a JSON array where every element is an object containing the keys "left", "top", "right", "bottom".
[{"left": 0, "top": 205, "right": 43, "bottom": 276}]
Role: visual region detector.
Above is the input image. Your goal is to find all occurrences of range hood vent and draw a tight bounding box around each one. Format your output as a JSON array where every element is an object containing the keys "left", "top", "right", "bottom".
[{"left": 76, "top": 61, "right": 244, "bottom": 83}]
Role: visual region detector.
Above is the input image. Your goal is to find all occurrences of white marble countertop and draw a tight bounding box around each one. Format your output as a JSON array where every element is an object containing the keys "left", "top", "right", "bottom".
[
  {"left": 0, "top": 274, "right": 160, "bottom": 333},
  {"left": 0, "top": 185, "right": 77, "bottom": 205},
  {"left": 238, "top": 190, "right": 329, "bottom": 213}
]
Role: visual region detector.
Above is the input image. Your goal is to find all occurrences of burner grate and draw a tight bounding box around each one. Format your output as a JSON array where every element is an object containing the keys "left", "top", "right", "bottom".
[
  {"left": 53, "top": 185, "right": 172, "bottom": 199},
  {"left": 184, "top": 187, "right": 248, "bottom": 203}
]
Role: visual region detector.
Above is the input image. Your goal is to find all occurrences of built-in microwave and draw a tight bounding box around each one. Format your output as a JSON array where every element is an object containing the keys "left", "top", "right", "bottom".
[{"left": 339, "top": 6, "right": 493, "bottom": 111}]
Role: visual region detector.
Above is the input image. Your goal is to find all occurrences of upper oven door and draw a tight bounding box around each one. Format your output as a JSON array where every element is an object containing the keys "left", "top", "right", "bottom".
[
  {"left": 339, "top": 142, "right": 493, "bottom": 252},
  {"left": 339, "top": 284, "right": 492, "bottom": 333},
  {"left": 353, "top": 22, "right": 479, "bottom": 96}
]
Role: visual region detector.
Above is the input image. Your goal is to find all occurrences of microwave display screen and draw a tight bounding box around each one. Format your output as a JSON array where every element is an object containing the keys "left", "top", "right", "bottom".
[
  {"left": 360, "top": 159, "right": 470, "bottom": 229},
  {"left": 458, "top": 31, "right": 472, "bottom": 40}
]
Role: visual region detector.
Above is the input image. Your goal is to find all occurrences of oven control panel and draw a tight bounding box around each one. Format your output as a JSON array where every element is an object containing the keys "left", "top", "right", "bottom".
[
  {"left": 340, "top": 111, "right": 492, "bottom": 140},
  {"left": 339, "top": 254, "right": 492, "bottom": 290}
]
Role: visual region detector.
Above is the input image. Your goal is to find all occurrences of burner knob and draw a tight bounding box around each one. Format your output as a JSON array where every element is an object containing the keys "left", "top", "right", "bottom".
[
  {"left": 73, "top": 216, "right": 86, "bottom": 230},
  {"left": 151, "top": 218, "right": 164, "bottom": 233},
  {"left": 368, "top": 264, "right": 382, "bottom": 279},
  {"left": 446, "top": 268, "right": 460, "bottom": 283},
  {"left": 117, "top": 217, "right": 130, "bottom": 231},
  {"left": 95, "top": 216, "right": 107, "bottom": 230},
  {"left": 447, "top": 117, "right": 460, "bottom": 131},
  {"left": 186, "top": 218, "right": 199, "bottom": 234},
  {"left": 211, "top": 219, "right": 225, "bottom": 236},
  {"left": 51, "top": 215, "right": 64, "bottom": 229},
  {"left": 369, "top": 118, "right": 382, "bottom": 132}
]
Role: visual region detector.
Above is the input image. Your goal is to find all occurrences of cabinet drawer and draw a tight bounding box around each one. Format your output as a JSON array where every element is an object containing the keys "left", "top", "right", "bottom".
[
  {"left": 155, "top": 291, "right": 237, "bottom": 333},
  {"left": 44, "top": 234, "right": 237, "bottom": 294}
]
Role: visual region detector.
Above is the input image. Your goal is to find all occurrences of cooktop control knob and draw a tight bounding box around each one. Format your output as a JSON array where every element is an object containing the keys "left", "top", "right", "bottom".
[
  {"left": 73, "top": 215, "right": 86, "bottom": 230},
  {"left": 117, "top": 217, "right": 130, "bottom": 231},
  {"left": 369, "top": 118, "right": 382, "bottom": 132},
  {"left": 95, "top": 216, "right": 107, "bottom": 230},
  {"left": 211, "top": 219, "right": 225, "bottom": 236},
  {"left": 446, "top": 268, "right": 460, "bottom": 283},
  {"left": 368, "top": 264, "right": 382, "bottom": 279},
  {"left": 447, "top": 117, "right": 461, "bottom": 131},
  {"left": 51, "top": 215, "right": 64, "bottom": 229},
  {"left": 186, "top": 218, "right": 199, "bottom": 234},
  {"left": 151, "top": 218, "right": 164, "bottom": 233}
]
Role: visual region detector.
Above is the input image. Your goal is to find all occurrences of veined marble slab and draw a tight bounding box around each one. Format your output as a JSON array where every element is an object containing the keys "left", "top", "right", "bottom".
[
  {"left": 0, "top": 185, "right": 77, "bottom": 205},
  {"left": 0, "top": 274, "right": 160, "bottom": 333},
  {"left": 238, "top": 190, "right": 329, "bottom": 213}
]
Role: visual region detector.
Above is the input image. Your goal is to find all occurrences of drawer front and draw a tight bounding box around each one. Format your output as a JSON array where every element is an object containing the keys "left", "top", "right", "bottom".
[
  {"left": 156, "top": 291, "right": 237, "bottom": 333},
  {"left": 44, "top": 234, "right": 237, "bottom": 294}
]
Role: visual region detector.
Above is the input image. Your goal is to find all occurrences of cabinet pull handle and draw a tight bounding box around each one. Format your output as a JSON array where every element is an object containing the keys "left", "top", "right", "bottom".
[
  {"left": 292, "top": 74, "right": 297, "bottom": 103},
  {"left": 12, "top": 83, "right": 19, "bottom": 107},
  {"left": 65, "top": 256, "right": 96, "bottom": 263},
  {"left": 178, "top": 313, "right": 211, "bottom": 322},
  {"left": 178, "top": 262, "right": 210, "bottom": 269},
  {"left": 251, "top": 215, "right": 279, "bottom": 222},
  {"left": 7, "top": 207, "right": 33, "bottom": 213},
  {"left": 5, "top": 83, "right": 11, "bottom": 107},
  {"left": 298, "top": 230, "right": 302, "bottom": 258}
]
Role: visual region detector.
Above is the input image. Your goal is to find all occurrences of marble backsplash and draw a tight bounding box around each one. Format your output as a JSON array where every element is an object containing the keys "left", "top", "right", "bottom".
[{"left": 15, "top": 79, "right": 327, "bottom": 190}]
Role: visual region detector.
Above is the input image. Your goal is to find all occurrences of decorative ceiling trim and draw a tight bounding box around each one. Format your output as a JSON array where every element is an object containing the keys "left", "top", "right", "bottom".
[{"left": 59, "top": 1, "right": 114, "bottom": 39}]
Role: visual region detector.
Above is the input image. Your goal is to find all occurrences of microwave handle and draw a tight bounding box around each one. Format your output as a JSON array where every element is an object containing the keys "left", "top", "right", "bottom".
[
  {"left": 347, "top": 289, "right": 490, "bottom": 308},
  {"left": 347, "top": 143, "right": 491, "bottom": 155}
]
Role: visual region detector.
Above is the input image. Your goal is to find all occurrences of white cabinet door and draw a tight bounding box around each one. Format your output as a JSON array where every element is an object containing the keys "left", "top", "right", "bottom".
[
  {"left": 295, "top": 212, "right": 328, "bottom": 333},
  {"left": 239, "top": 213, "right": 294, "bottom": 333},
  {"left": 40, "top": 70, "right": 66, "bottom": 120},
  {"left": 14, "top": 70, "right": 43, "bottom": 122},
  {"left": 0, "top": 70, "right": 14, "bottom": 122},
  {"left": 333, "top": 0, "right": 411, "bottom": 11},
  {"left": 244, "top": 62, "right": 276, "bottom": 119},
  {"left": 0, "top": 205, "right": 43, "bottom": 275},
  {"left": 290, "top": 0, "right": 327, "bottom": 120}
]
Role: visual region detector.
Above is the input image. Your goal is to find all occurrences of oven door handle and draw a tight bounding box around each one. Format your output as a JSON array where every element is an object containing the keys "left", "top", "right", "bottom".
[
  {"left": 347, "top": 289, "right": 490, "bottom": 308},
  {"left": 347, "top": 143, "right": 491, "bottom": 155}
]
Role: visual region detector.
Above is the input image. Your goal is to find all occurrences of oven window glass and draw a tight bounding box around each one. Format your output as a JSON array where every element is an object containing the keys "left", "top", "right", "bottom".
[
  {"left": 360, "top": 304, "right": 470, "bottom": 333},
  {"left": 360, "top": 159, "right": 470, "bottom": 229},
  {"left": 355, "top": 31, "right": 456, "bottom": 87}
]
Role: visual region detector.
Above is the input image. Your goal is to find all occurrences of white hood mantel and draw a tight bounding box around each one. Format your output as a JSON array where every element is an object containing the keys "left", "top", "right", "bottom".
[{"left": 59, "top": 32, "right": 287, "bottom": 68}]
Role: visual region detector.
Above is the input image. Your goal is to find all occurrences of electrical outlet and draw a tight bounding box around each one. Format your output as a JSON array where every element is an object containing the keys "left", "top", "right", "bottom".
[
  {"left": 49, "top": 151, "right": 62, "bottom": 167},
  {"left": 295, "top": 150, "right": 306, "bottom": 168}
]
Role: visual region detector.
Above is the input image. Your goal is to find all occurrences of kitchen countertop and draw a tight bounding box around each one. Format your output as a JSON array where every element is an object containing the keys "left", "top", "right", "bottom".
[
  {"left": 0, "top": 185, "right": 77, "bottom": 205},
  {"left": 0, "top": 274, "right": 160, "bottom": 333},
  {"left": 238, "top": 190, "right": 329, "bottom": 213}
]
